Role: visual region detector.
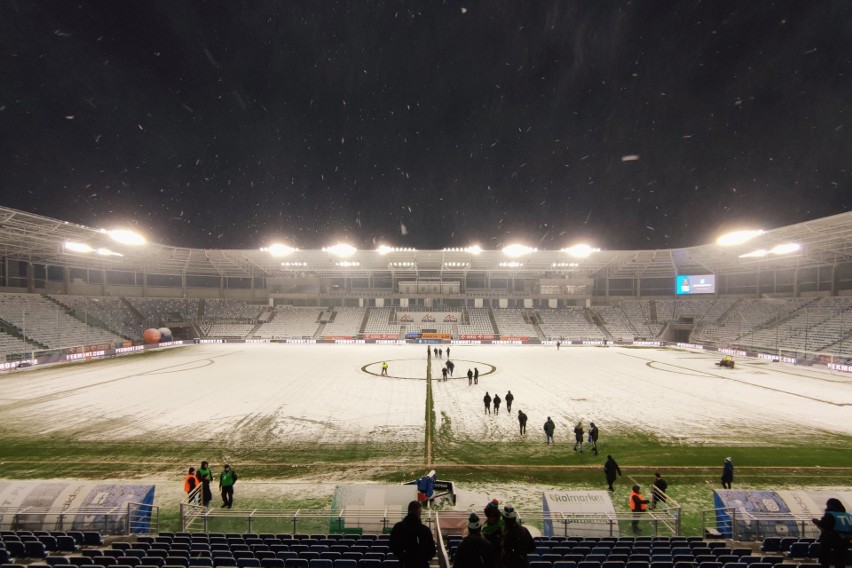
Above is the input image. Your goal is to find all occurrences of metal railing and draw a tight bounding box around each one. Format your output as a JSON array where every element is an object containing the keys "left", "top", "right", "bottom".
[
  {"left": 701, "top": 507, "right": 819, "bottom": 541},
  {"left": 0, "top": 502, "right": 158, "bottom": 535},
  {"left": 180, "top": 504, "right": 427, "bottom": 535}
]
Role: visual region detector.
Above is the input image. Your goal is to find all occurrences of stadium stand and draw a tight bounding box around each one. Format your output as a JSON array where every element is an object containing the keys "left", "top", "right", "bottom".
[
  {"left": 492, "top": 308, "right": 538, "bottom": 338},
  {"left": 0, "top": 293, "right": 123, "bottom": 348},
  {"left": 537, "top": 308, "right": 605, "bottom": 341},
  {"left": 320, "top": 308, "right": 366, "bottom": 338},
  {"left": 254, "top": 307, "right": 323, "bottom": 339}
]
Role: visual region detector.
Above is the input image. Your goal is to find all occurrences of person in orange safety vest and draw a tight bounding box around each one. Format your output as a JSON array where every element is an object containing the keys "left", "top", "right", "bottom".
[{"left": 629, "top": 485, "right": 649, "bottom": 534}]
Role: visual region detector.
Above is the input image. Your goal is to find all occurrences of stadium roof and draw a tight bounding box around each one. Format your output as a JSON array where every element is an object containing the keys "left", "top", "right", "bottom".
[{"left": 2, "top": 205, "right": 852, "bottom": 280}]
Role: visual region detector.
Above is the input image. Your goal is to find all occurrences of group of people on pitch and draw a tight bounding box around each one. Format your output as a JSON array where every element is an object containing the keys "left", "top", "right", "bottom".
[{"left": 184, "top": 461, "right": 238, "bottom": 509}]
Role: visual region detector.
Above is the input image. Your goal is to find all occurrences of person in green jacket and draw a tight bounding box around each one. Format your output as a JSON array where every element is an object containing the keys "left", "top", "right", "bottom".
[
  {"left": 219, "top": 464, "right": 238, "bottom": 508},
  {"left": 196, "top": 461, "right": 214, "bottom": 508}
]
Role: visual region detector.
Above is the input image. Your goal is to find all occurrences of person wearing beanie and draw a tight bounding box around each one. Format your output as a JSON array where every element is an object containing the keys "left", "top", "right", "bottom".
[
  {"left": 390, "top": 500, "right": 436, "bottom": 568},
  {"left": 482, "top": 499, "right": 504, "bottom": 560},
  {"left": 811, "top": 498, "right": 849, "bottom": 568},
  {"left": 453, "top": 512, "right": 497, "bottom": 568},
  {"left": 721, "top": 457, "right": 734, "bottom": 489},
  {"left": 500, "top": 505, "right": 535, "bottom": 568}
]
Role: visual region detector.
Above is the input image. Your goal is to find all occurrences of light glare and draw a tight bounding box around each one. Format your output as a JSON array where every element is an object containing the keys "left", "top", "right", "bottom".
[
  {"left": 65, "top": 241, "right": 93, "bottom": 253},
  {"left": 502, "top": 244, "right": 535, "bottom": 257},
  {"left": 770, "top": 243, "right": 801, "bottom": 255},
  {"left": 108, "top": 229, "right": 146, "bottom": 246},
  {"left": 265, "top": 244, "right": 297, "bottom": 257},
  {"left": 561, "top": 244, "right": 599, "bottom": 258},
  {"left": 324, "top": 243, "right": 357, "bottom": 257},
  {"left": 717, "top": 229, "right": 764, "bottom": 246}
]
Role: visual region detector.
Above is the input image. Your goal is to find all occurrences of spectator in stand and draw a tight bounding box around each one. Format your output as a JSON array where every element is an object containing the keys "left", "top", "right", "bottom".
[
  {"left": 390, "top": 500, "right": 436, "bottom": 568},
  {"left": 651, "top": 472, "right": 668, "bottom": 509},
  {"left": 501, "top": 505, "right": 535, "bottom": 568},
  {"left": 482, "top": 499, "right": 504, "bottom": 562},
  {"left": 812, "top": 498, "right": 850, "bottom": 568},
  {"left": 453, "top": 513, "right": 496, "bottom": 568}
]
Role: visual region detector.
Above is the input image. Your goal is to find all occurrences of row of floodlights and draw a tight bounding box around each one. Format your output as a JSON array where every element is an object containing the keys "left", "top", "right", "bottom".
[
  {"left": 263, "top": 243, "right": 601, "bottom": 258},
  {"left": 715, "top": 230, "right": 801, "bottom": 257},
  {"left": 64, "top": 229, "right": 147, "bottom": 257}
]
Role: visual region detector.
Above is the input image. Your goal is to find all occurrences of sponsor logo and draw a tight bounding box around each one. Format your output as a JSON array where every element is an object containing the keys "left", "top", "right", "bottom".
[
  {"left": 116, "top": 345, "right": 145, "bottom": 354},
  {"left": 452, "top": 340, "right": 482, "bottom": 345},
  {"left": 334, "top": 339, "right": 366, "bottom": 344},
  {"left": 286, "top": 339, "right": 316, "bottom": 344},
  {"left": 676, "top": 342, "right": 705, "bottom": 350}
]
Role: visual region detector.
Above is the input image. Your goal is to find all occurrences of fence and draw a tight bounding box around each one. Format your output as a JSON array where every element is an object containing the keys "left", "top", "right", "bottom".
[
  {"left": 180, "top": 503, "right": 430, "bottom": 535},
  {"left": 701, "top": 507, "right": 819, "bottom": 541}
]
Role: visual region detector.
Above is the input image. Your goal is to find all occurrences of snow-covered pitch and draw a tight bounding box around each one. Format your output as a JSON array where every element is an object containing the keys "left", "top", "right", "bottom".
[{"left": 2, "top": 343, "right": 850, "bottom": 448}]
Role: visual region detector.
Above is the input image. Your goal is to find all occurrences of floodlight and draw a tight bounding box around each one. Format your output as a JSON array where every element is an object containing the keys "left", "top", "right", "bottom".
[
  {"left": 499, "top": 261, "right": 524, "bottom": 268},
  {"left": 716, "top": 229, "right": 764, "bottom": 246},
  {"left": 502, "top": 244, "right": 535, "bottom": 257},
  {"left": 377, "top": 245, "right": 416, "bottom": 254},
  {"left": 96, "top": 248, "right": 123, "bottom": 257},
  {"left": 264, "top": 243, "right": 298, "bottom": 257},
  {"left": 561, "top": 244, "right": 599, "bottom": 258},
  {"left": 769, "top": 243, "right": 801, "bottom": 255},
  {"left": 335, "top": 261, "right": 360, "bottom": 267},
  {"left": 107, "top": 229, "right": 146, "bottom": 246},
  {"left": 65, "top": 241, "right": 93, "bottom": 253},
  {"left": 467, "top": 245, "right": 482, "bottom": 255},
  {"left": 552, "top": 262, "right": 579, "bottom": 268},
  {"left": 739, "top": 249, "right": 768, "bottom": 258},
  {"left": 324, "top": 243, "right": 357, "bottom": 257}
]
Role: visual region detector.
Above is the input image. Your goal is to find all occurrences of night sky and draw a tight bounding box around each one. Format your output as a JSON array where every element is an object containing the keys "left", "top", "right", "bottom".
[{"left": 1, "top": 1, "right": 850, "bottom": 251}]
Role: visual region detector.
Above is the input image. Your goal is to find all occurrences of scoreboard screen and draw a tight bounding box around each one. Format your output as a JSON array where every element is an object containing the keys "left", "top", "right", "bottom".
[{"left": 676, "top": 274, "right": 716, "bottom": 295}]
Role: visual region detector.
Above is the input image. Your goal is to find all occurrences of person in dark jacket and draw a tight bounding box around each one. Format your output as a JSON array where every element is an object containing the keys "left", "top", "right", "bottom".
[
  {"left": 468, "top": 369, "right": 473, "bottom": 385},
  {"left": 390, "top": 500, "right": 436, "bottom": 568},
  {"left": 474, "top": 368, "right": 479, "bottom": 384},
  {"left": 604, "top": 455, "right": 621, "bottom": 492},
  {"left": 588, "top": 422, "right": 599, "bottom": 455},
  {"left": 651, "top": 471, "right": 668, "bottom": 509},
  {"left": 493, "top": 394, "right": 501, "bottom": 415},
  {"left": 573, "top": 422, "right": 584, "bottom": 452},
  {"left": 500, "top": 505, "right": 535, "bottom": 568},
  {"left": 812, "top": 498, "right": 850, "bottom": 568},
  {"left": 482, "top": 499, "right": 504, "bottom": 564},
  {"left": 517, "top": 410, "right": 527, "bottom": 434},
  {"left": 453, "top": 512, "right": 497, "bottom": 568},
  {"left": 504, "top": 391, "right": 514, "bottom": 413},
  {"left": 544, "top": 417, "right": 555, "bottom": 445},
  {"left": 196, "top": 461, "right": 214, "bottom": 507},
  {"left": 483, "top": 392, "right": 492, "bottom": 414},
  {"left": 721, "top": 457, "right": 734, "bottom": 489}
]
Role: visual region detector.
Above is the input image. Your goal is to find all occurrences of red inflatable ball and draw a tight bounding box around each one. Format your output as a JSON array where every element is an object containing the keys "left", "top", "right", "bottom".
[{"left": 142, "top": 328, "right": 162, "bottom": 344}]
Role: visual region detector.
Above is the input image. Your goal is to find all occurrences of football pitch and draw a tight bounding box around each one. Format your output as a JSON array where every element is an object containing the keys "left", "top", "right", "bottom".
[{"left": 0, "top": 342, "right": 849, "bottom": 534}]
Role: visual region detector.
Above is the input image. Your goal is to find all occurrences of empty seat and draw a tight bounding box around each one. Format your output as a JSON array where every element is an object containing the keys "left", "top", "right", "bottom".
[
  {"left": 285, "top": 560, "right": 309, "bottom": 568},
  {"left": 261, "top": 561, "right": 285, "bottom": 568},
  {"left": 140, "top": 559, "right": 164, "bottom": 567},
  {"left": 25, "top": 541, "right": 48, "bottom": 559},
  {"left": 115, "top": 557, "right": 141, "bottom": 567},
  {"left": 83, "top": 533, "right": 104, "bottom": 547}
]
